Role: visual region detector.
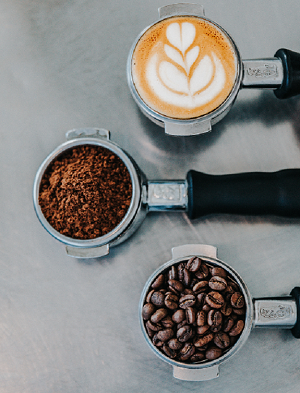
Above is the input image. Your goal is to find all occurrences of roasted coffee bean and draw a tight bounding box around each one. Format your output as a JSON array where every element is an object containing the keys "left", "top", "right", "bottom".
[
  {"left": 168, "top": 338, "right": 182, "bottom": 350},
  {"left": 196, "top": 325, "right": 210, "bottom": 335},
  {"left": 207, "top": 310, "right": 222, "bottom": 331},
  {"left": 231, "top": 292, "right": 245, "bottom": 309},
  {"left": 182, "top": 268, "right": 192, "bottom": 287},
  {"left": 177, "top": 263, "right": 186, "bottom": 282},
  {"left": 221, "top": 302, "right": 233, "bottom": 316},
  {"left": 209, "top": 276, "right": 227, "bottom": 291},
  {"left": 205, "top": 291, "right": 225, "bottom": 309},
  {"left": 161, "top": 316, "right": 174, "bottom": 329},
  {"left": 202, "top": 304, "right": 211, "bottom": 312},
  {"left": 142, "top": 303, "right": 156, "bottom": 320},
  {"left": 165, "top": 293, "right": 178, "bottom": 310},
  {"left": 152, "top": 333, "right": 164, "bottom": 347},
  {"left": 214, "top": 332, "right": 230, "bottom": 349},
  {"left": 172, "top": 309, "right": 185, "bottom": 323},
  {"left": 151, "top": 291, "right": 165, "bottom": 307},
  {"left": 223, "top": 317, "right": 235, "bottom": 333},
  {"left": 182, "top": 288, "right": 194, "bottom": 296},
  {"left": 187, "top": 256, "right": 202, "bottom": 272},
  {"left": 146, "top": 289, "right": 155, "bottom": 303},
  {"left": 194, "top": 333, "right": 214, "bottom": 348},
  {"left": 179, "top": 342, "right": 195, "bottom": 361},
  {"left": 162, "top": 344, "right": 177, "bottom": 359},
  {"left": 190, "top": 351, "right": 205, "bottom": 362},
  {"left": 168, "top": 279, "right": 184, "bottom": 294},
  {"left": 146, "top": 320, "right": 162, "bottom": 332},
  {"left": 206, "top": 346, "right": 223, "bottom": 360},
  {"left": 229, "top": 320, "right": 244, "bottom": 336},
  {"left": 177, "top": 325, "right": 194, "bottom": 342},
  {"left": 186, "top": 307, "right": 196, "bottom": 325},
  {"left": 211, "top": 267, "right": 227, "bottom": 279},
  {"left": 195, "top": 263, "right": 209, "bottom": 279},
  {"left": 168, "top": 266, "right": 178, "bottom": 281},
  {"left": 151, "top": 274, "right": 165, "bottom": 289},
  {"left": 151, "top": 308, "right": 168, "bottom": 324},
  {"left": 179, "top": 294, "right": 196, "bottom": 309},
  {"left": 233, "top": 307, "right": 246, "bottom": 316},
  {"left": 157, "top": 328, "right": 174, "bottom": 342},
  {"left": 177, "top": 320, "right": 188, "bottom": 329},
  {"left": 196, "top": 310, "right": 206, "bottom": 327},
  {"left": 193, "top": 280, "right": 208, "bottom": 294}
]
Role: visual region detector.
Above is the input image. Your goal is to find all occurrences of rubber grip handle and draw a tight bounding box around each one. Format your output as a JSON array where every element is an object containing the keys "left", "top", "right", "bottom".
[
  {"left": 186, "top": 169, "right": 300, "bottom": 219},
  {"left": 274, "top": 48, "right": 300, "bottom": 99},
  {"left": 290, "top": 287, "right": 300, "bottom": 338}
]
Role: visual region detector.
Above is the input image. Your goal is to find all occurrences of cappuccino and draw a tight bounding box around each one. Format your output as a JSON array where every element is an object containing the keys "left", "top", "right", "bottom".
[{"left": 131, "top": 16, "right": 238, "bottom": 120}]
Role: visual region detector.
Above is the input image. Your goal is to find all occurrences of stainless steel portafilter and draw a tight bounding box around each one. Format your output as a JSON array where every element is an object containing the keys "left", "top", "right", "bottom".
[
  {"left": 127, "top": 3, "right": 300, "bottom": 136},
  {"left": 33, "top": 128, "right": 300, "bottom": 258},
  {"left": 139, "top": 244, "right": 300, "bottom": 381}
]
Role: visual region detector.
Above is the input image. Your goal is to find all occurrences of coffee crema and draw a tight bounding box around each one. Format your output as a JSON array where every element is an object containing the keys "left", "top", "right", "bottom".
[{"left": 131, "top": 16, "right": 237, "bottom": 120}]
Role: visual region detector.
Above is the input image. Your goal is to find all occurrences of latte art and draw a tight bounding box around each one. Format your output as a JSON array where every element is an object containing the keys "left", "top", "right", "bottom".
[{"left": 132, "top": 16, "right": 237, "bottom": 120}]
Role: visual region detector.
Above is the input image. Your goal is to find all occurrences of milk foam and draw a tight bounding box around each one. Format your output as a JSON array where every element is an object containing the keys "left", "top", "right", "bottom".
[{"left": 132, "top": 16, "right": 237, "bottom": 119}]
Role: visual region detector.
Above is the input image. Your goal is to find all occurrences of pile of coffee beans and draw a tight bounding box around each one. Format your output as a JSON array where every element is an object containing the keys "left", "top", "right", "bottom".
[{"left": 142, "top": 257, "right": 246, "bottom": 363}]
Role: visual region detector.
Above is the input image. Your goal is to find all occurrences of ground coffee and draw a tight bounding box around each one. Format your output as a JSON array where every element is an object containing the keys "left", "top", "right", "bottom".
[{"left": 39, "top": 144, "right": 132, "bottom": 240}]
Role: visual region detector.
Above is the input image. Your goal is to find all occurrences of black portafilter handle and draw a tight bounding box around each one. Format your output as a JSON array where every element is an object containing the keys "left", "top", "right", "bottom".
[
  {"left": 274, "top": 48, "right": 300, "bottom": 99},
  {"left": 291, "top": 287, "right": 300, "bottom": 338},
  {"left": 186, "top": 169, "right": 300, "bottom": 219}
]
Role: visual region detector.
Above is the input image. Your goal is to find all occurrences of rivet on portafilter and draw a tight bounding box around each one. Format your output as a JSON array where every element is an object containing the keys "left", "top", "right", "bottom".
[
  {"left": 127, "top": 3, "right": 300, "bottom": 136},
  {"left": 33, "top": 128, "right": 300, "bottom": 258},
  {"left": 139, "top": 244, "right": 300, "bottom": 381}
]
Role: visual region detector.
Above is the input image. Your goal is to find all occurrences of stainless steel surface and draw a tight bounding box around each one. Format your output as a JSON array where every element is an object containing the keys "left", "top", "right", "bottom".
[
  {"left": 146, "top": 180, "right": 188, "bottom": 211},
  {"left": 1, "top": 0, "right": 300, "bottom": 392},
  {"left": 242, "top": 58, "right": 284, "bottom": 88},
  {"left": 253, "top": 297, "right": 297, "bottom": 329}
]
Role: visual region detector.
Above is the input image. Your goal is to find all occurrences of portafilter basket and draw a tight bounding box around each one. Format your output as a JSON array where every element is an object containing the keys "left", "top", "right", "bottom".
[
  {"left": 34, "top": 128, "right": 300, "bottom": 258},
  {"left": 127, "top": 3, "right": 300, "bottom": 136},
  {"left": 139, "top": 244, "right": 300, "bottom": 381}
]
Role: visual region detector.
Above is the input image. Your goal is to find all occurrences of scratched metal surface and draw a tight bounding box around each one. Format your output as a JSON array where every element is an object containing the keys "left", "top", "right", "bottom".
[{"left": 1, "top": 0, "right": 300, "bottom": 392}]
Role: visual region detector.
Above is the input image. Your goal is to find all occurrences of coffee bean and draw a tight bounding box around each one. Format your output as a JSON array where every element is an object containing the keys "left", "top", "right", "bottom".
[
  {"left": 168, "top": 338, "right": 182, "bottom": 350},
  {"left": 209, "top": 276, "right": 227, "bottom": 291},
  {"left": 162, "top": 344, "right": 177, "bottom": 358},
  {"left": 211, "top": 267, "right": 227, "bottom": 279},
  {"left": 205, "top": 291, "right": 225, "bottom": 309},
  {"left": 220, "top": 302, "right": 233, "bottom": 316},
  {"left": 186, "top": 307, "right": 196, "bottom": 325},
  {"left": 179, "top": 294, "right": 196, "bottom": 309},
  {"left": 151, "top": 308, "right": 168, "bottom": 324},
  {"left": 195, "top": 263, "right": 209, "bottom": 280},
  {"left": 194, "top": 333, "right": 214, "bottom": 348},
  {"left": 151, "top": 274, "right": 165, "bottom": 289},
  {"left": 231, "top": 292, "right": 245, "bottom": 309},
  {"left": 161, "top": 316, "right": 174, "bottom": 329},
  {"left": 165, "top": 293, "right": 178, "bottom": 310},
  {"left": 214, "top": 332, "right": 230, "bottom": 349},
  {"left": 152, "top": 333, "right": 164, "bottom": 347},
  {"left": 142, "top": 303, "right": 156, "bottom": 320},
  {"left": 206, "top": 346, "right": 223, "bottom": 360},
  {"left": 223, "top": 317, "right": 235, "bottom": 333},
  {"left": 177, "top": 325, "right": 194, "bottom": 342},
  {"left": 196, "top": 325, "right": 210, "bottom": 335},
  {"left": 182, "top": 268, "right": 192, "bottom": 287},
  {"left": 168, "top": 279, "right": 184, "bottom": 294},
  {"left": 146, "top": 289, "right": 154, "bottom": 303},
  {"left": 179, "top": 342, "right": 195, "bottom": 361},
  {"left": 151, "top": 291, "right": 165, "bottom": 307},
  {"left": 229, "top": 320, "right": 244, "bottom": 336},
  {"left": 196, "top": 310, "right": 206, "bottom": 327},
  {"left": 172, "top": 309, "right": 185, "bottom": 323},
  {"left": 146, "top": 320, "right": 162, "bottom": 332},
  {"left": 190, "top": 351, "right": 205, "bottom": 362},
  {"left": 157, "top": 328, "right": 174, "bottom": 342},
  {"left": 168, "top": 266, "right": 178, "bottom": 281},
  {"left": 207, "top": 310, "right": 222, "bottom": 332},
  {"left": 187, "top": 257, "right": 202, "bottom": 272},
  {"left": 193, "top": 280, "right": 208, "bottom": 294}
]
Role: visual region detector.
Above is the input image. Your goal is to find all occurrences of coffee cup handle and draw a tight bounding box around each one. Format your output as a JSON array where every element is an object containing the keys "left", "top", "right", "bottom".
[
  {"left": 274, "top": 48, "right": 300, "bottom": 99},
  {"left": 186, "top": 168, "right": 300, "bottom": 219}
]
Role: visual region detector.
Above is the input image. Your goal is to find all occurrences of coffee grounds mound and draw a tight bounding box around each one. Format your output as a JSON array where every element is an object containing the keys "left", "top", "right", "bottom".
[{"left": 39, "top": 145, "right": 132, "bottom": 240}]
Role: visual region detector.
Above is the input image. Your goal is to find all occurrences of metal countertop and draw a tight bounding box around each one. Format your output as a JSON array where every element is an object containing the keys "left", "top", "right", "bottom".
[{"left": 1, "top": 1, "right": 300, "bottom": 392}]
